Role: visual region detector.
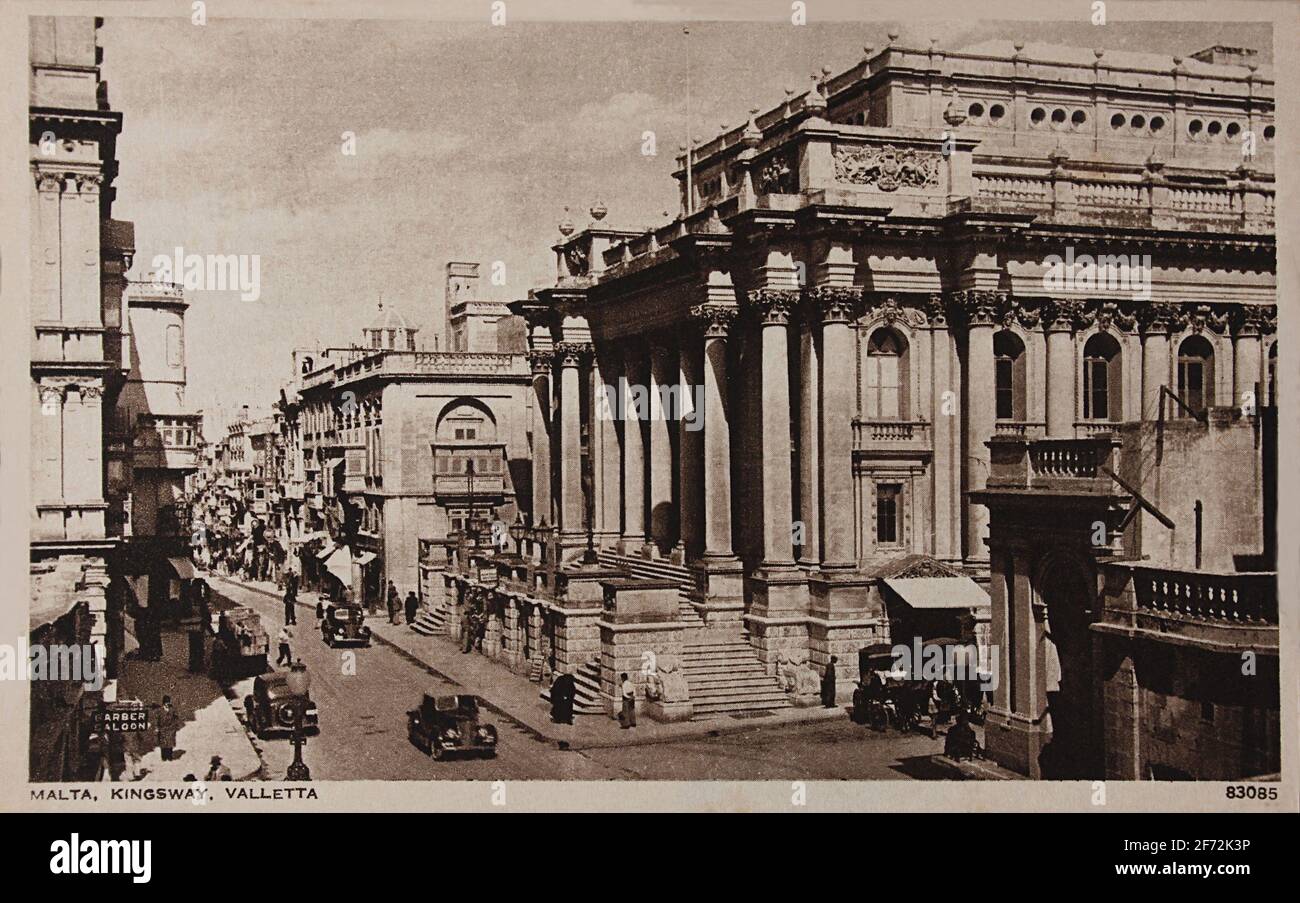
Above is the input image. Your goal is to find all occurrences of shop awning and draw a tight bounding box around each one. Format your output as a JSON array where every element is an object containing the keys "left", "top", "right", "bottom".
[
  {"left": 166, "top": 557, "right": 197, "bottom": 580},
  {"left": 880, "top": 577, "right": 990, "bottom": 610},
  {"left": 315, "top": 542, "right": 336, "bottom": 560},
  {"left": 324, "top": 547, "right": 352, "bottom": 585},
  {"left": 353, "top": 551, "right": 377, "bottom": 565}
]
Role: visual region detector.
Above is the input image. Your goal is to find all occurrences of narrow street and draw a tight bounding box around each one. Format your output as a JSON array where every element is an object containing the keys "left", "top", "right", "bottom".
[{"left": 212, "top": 576, "right": 948, "bottom": 781}]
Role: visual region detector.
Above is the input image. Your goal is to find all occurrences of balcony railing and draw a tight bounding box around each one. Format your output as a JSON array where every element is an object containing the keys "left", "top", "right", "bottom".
[
  {"left": 995, "top": 420, "right": 1046, "bottom": 438},
  {"left": 853, "top": 419, "right": 932, "bottom": 449},
  {"left": 1131, "top": 566, "right": 1277, "bottom": 625},
  {"left": 988, "top": 436, "right": 1121, "bottom": 492},
  {"left": 1029, "top": 439, "right": 1109, "bottom": 479},
  {"left": 1074, "top": 420, "right": 1121, "bottom": 438}
]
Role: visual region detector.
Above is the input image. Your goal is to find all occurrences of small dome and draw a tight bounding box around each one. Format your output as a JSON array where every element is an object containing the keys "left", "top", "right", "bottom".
[{"left": 366, "top": 300, "right": 412, "bottom": 333}]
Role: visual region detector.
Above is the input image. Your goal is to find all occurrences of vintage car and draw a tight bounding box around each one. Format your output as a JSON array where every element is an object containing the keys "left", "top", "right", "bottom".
[
  {"left": 407, "top": 693, "right": 497, "bottom": 760},
  {"left": 210, "top": 606, "right": 269, "bottom": 678},
  {"left": 320, "top": 603, "right": 371, "bottom": 648},
  {"left": 243, "top": 673, "right": 319, "bottom": 739}
]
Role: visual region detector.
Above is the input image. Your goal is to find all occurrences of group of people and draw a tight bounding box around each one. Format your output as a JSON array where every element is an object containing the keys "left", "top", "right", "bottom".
[
  {"left": 386, "top": 581, "right": 419, "bottom": 627},
  {"left": 459, "top": 605, "right": 488, "bottom": 654}
]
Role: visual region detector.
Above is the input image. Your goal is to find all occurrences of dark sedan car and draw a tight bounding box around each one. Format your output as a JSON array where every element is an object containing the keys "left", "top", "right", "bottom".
[
  {"left": 244, "top": 673, "right": 319, "bottom": 739},
  {"left": 407, "top": 693, "right": 497, "bottom": 760},
  {"left": 320, "top": 603, "right": 371, "bottom": 648}
]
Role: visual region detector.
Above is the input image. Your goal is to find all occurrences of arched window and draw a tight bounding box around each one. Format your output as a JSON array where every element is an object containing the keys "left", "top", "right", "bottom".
[
  {"left": 1082, "top": 333, "right": 1122, "bottom": 421},
  {"left": 993, "top": 330, "right": 1026, "bottom": 421},
  {"left": 863, "top": 328, "right": 908, "bottom": 419},
  {"left": 1177, "top": 336, "right": 1215, "bottom": 416}
]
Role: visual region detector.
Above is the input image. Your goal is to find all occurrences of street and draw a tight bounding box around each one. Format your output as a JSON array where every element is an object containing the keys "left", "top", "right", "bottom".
[{"left": 212, "top": 577, "right": 949, "bottom": 781}]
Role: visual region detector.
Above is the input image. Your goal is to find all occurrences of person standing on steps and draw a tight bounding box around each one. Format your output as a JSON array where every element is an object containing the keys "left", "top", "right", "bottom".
[{"left": 404, "top": 591, "right": 418, "bottom": 626}]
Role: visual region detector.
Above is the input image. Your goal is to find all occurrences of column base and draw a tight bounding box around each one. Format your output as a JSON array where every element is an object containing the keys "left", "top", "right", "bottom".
[
  {"left": 983, "top": 706, "right": 1050, "bottom": 779},
  {"left": 687, "top": 555, "right": 745, "bottom": 626},
  {"left": 746, "top": 564, "right": 809, "bottom": 619},
  {"left": 807, "top": 568, "right": 885, "bottom": 700}
]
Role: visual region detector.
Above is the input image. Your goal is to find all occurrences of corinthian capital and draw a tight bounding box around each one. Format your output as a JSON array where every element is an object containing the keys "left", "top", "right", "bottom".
[
  {"left": 952, "top": 289, "right": 1005, "bottom": 327},
  {"left": 1136, "top": 302, "right": 1180, "bottom": 335},
  {"left": 526, "top": 349, "right": 555, "bottom": 375},
  {"left": 690, "top": 303, "right": 738, "bottom": 339},
  {"left": 33, "top": 169, "right": 65, "bottom": 192},
  {"left": 554, "top": 342, "right": 592, "bottom": 367},
  {"left": 744, "top": 288, "right": 801, "bottom": 326},
  {"left": 810, "top": 286, "right": 864, "bottom": 324}
]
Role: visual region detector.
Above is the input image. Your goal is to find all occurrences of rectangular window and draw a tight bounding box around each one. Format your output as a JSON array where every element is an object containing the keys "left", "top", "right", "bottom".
[
  {"left": 1180, "top": 361, "right": 1205, "bottom": 414},
  {"left": 865, "top": 355, "right": 901, "bottom": 419},
  {"left": 1084, "top": 359, "right": 1109, "bottom": 420},
  {"left": 875, "top": 484, "right": 902, "bottom": 544},
  {"left": 995, "top": 358, "right": 1015, "bottom": 420}
]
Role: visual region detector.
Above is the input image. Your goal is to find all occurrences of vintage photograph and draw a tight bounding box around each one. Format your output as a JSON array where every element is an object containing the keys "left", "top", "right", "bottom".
[{"left": 12, "top": 1, "right": 1287, "bottom": 804}]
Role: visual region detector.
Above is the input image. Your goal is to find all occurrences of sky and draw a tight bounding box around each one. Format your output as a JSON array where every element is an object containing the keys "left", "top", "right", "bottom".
[{"left": 97, "top": 14, "right": 1271, "bottom": 418}]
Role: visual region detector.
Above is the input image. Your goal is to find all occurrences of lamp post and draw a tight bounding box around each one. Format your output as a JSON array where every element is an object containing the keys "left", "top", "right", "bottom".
[
  {"left": 509, "top": 513, "right": 526, "bottom": 557},
  {"left": 285, "top": 660, "right": 312, "bottom": 781}
]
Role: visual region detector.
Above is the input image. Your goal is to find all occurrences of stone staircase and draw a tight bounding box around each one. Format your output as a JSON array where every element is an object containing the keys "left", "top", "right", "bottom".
[
  {"left": 539, "top": 660, "right": 605, "bottom": 715},
  {"left": 597, "top": 550, "right": 704, "bottom": 628},
  {"left": 411, "top": 604, "right": 449, "bottom": 636},
  {"left": 683, "top": 630, "right": 793, "bottom": 719}
]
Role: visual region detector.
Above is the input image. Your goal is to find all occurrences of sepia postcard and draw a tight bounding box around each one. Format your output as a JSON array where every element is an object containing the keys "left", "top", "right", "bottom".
[{"left": 1, "top": 0, "right": 1296, "bottom": 815}]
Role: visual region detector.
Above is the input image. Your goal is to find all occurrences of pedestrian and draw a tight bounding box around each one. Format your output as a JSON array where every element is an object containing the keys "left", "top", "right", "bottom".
[
  {"left": 276, "top": 624, "right": 293, "bottom": 666},
  {"left": 404, "top": 591, "right": 418, "bottom": 626},
  {"left": 944, "top": 712, "right": 980, "bottom": 761},
  {"left": 619, "top": 672, "right": 636, "bottom": 729},
  {"left": 460, "top": 610, "right": 473, "bottom": 654},
  {"left": 386, "top": 581, "right": 399, "bottom": 621},
  {"left": 205, "top": 755, "right": 232, "bottom": 781},
  {"left": 283, "top": 586, "right": 297, "bottom": 626},
  {"left": 821, "top": 655, "right": 839, "bottom": 709},
  {"left": 156, "top": 696, "right": 180, "bottom": 761},
  {"left": 550, "top": 669, "right": 575, "bottom": 725}
]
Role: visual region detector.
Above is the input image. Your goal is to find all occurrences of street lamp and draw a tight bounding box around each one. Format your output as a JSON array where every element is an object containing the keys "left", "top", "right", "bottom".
[
  {"left": 285, "top": 660, "right": 312, "bottom": 781},
  {"left": 509, "top": 512, "right": 526, "bottom": 556}
]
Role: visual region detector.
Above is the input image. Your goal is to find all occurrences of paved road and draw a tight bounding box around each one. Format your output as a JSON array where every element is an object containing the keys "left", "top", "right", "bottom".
[
  {"left": 212, "top": 577, "right": 944, "bottom": 781},
  {"left": 213, "top": 578, "right": 618, "bottom": 781}
]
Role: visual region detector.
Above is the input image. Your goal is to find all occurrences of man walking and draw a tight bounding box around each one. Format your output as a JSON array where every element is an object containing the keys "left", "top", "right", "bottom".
[
  {"left": 276, "top": 624, "right": 293, "bottom": 667},
  {"left": 460, "top": 610, "right": 473, "bottom": 653},
  {"left": 156, "top": 696, "right": 180, "bottom": 761},
  {"left": 619, "top": 672, "right": 636, "bottom": 729},
  {"left": 404, "top": 591, "right": 419, "bottom": 626},
  {"left": 283, "top": 584, "right": 297, "bottom": 626},
  {"left": 821, "top": 655, "right": 839, "bottom": 709}
]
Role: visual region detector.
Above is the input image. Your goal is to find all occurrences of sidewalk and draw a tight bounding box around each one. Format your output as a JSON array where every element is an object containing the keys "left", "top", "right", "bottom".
[
  {"left": 217, "top": 574, "right": 850, "bottom": 750},
  {"left": 114, "top": 623, "right": 262, "bottom": 781}
]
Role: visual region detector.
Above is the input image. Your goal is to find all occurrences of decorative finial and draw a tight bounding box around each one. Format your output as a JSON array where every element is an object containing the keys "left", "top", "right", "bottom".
[
  {"left": 1013, "top": 41, "right": 1025, "bottom": 53},
  {"left": 1094, "top": 48, "right": 1105, "bottom": 60},
  {"left": 887, "top": 30, "right": 899, "bottom": 45},
  {"left": 863, "top": 44, "right": 875, "bottom": 59},
  {"left": 590, "top": 200, "right": 607, "bottom": 222},
  {"left": 558, "top": 206, "right": 574, "bottom": 236}
]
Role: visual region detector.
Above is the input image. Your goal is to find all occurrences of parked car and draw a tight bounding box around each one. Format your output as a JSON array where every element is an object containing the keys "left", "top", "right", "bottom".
[
  {"left": 211, "top": 606, "right": 269, "bottom": 678},
  {"left": 407, "top": 693, "right": 497, "bottom": 760},
  {"left": 320, "top": 603, "right": 371, "bottom": 648},
  {"left": 244, "top": 673, "right": 319, "bottom": 739}
]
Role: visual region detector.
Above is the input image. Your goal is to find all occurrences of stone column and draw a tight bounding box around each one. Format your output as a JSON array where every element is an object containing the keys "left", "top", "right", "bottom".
[
  {"left": 1044, "top": 302, "right": 1079, "bottom": 437},
  {"left": 555, "top": 343, "right": 588, "bottom": 540},
  {"left": 959, "top": 291, "right": 1000, "bottom": 564},
  {"left": 527, "top": 350, "right": 554, "bottom": 526},
  {"left": 694, "top": 305, "right": 737, "bottom": 560},
  {"left": 621, "top": 344, "right": 647, "bottom": 550},
  {"left": 648, "top": 338, "right": 676, "bottom": 556},
  {"left": 592, "top": 347, "right": 623, "bottom": 542},
  {"left": 927, "top": 295, "right": 960, "bottom": 563},
  {"left": 816, "top": 289, "right": 860, "bottom": 571},
  {"left": 797, "top": 306, "right": 821, "bottom": 567},
  {"left": 676, "top": 331, "right": 701, "bottom": 563},
  {"left": 1233, "top": 308, "right": 1265, "bottom": 409},
  {"left": 1139, "top": 304, "right": 1176, "bottom": 421},
  {"left": 744, "top": 288, "right": 808, "bottom": 648}
]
